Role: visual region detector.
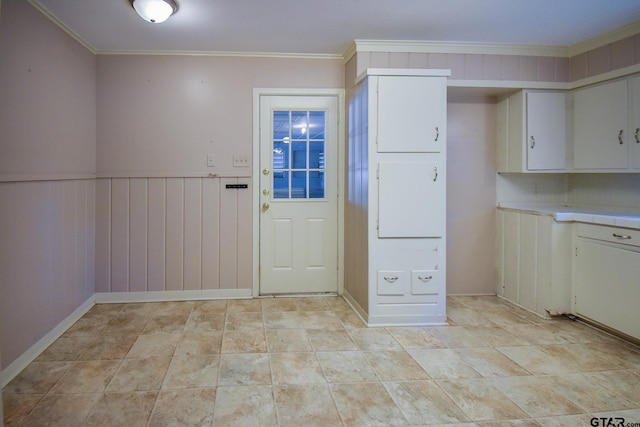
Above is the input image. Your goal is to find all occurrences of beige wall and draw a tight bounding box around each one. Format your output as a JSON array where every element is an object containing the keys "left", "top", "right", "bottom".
[{"left": 0, "top": 0, "right": 96, "bottom": 369}]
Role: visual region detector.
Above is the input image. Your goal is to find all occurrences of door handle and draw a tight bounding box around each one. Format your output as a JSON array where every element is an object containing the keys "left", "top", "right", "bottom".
[
  {"left": 433, "top": 167, "right": 438, "bottom": 182},
  {"left": 262, "top": 202, "right": 270, "bottom": 211},
  {"left": 530, "top": 136, "right": 535, "bottom": 149},
  {"left": 635, "top": 128, "right": 639, "bottom": 144},
  {"left": 262, "top": 168, "right": 270, "bottom": 175},
  {"left": 434, "top": 127, "right": 439, "bottom": 142},
  {"left": 618, "top": 130, "right": 624, "bottom": 145}
]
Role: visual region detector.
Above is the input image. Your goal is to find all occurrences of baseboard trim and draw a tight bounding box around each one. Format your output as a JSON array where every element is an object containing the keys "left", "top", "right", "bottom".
[
  {"left": 342, "top": 290, "right": 369, "bottom": 325},
  {"left": 0, "top": 295, "right": 96, "bottom": 388},
  {"left": 94, "top": 289, "right": 253, "bottom": 303}
]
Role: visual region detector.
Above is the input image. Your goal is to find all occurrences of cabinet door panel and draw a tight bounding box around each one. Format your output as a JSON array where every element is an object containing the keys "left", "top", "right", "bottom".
[
  {"left": 573, "top": 80, "right": 628, "bottom": 170},
  {"left": 377, "top": 76, "right": 445, "bottom": 152},
  {"left": 575, "top": 240, "right": 640, "bottom": 340},
  {"left": 378, "top": 161, "right": 444, "bottom": 237},
  {"left": 527, "top": 92, "right": 567, "bottom": 170},
  {"left": 632, "top": 76, "right": 640, "bottom": 169}
]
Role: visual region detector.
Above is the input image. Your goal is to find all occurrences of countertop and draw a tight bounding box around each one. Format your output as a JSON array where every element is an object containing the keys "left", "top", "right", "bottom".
[{"left": 497, "top": 202, "right": 640, "bottom": 230}]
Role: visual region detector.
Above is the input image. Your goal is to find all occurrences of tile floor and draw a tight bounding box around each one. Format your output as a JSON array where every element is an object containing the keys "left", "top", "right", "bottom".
[{"left": 3, "top": 295, "right": 640, "bottom": 426}]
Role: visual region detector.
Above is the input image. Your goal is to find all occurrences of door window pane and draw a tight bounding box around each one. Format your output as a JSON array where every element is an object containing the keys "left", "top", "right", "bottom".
[{"left": 272, "top": 110, "right": 326, "bottom": 200}]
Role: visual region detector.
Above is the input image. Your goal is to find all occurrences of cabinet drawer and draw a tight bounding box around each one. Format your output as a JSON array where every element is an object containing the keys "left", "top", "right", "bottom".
[
  {"left": 577, "top": 224, "right": 640, "bottom": 248},
  {"left": 411, "top": 270, "right": 439, "bottom": 295},
  {"left": 377, "top": 271, "right": 407, "bottom": 296}
]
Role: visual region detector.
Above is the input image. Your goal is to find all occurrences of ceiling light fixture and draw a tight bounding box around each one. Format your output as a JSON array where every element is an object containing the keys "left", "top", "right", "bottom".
[{"left": 130, "top": 0, "right": 178, "bottom": 24}]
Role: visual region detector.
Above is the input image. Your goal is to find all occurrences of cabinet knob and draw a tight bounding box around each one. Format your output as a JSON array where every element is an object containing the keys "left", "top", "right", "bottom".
[
  {"left": 618, "top": 130, "right": 624, "bottom": 145},
  {"left": 530, "top": 136, "right": 536, "bottom": 149},
  {"left": 383, "top": 276, "right": 399, "bottom": 283},
  {"left": 418, "top": 275, "right": 433, "bottom": 282}
]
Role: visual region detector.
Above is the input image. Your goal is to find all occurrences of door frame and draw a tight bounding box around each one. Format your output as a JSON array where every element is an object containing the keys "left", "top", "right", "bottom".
[{"left": 252, "top": 88, "right": 345, "bottom": 297}]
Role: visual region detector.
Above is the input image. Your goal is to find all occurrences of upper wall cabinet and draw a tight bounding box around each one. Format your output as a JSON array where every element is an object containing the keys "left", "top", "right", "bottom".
[
  {"left": 376, "top": 76, "right": 446, "bottom": 153},
  {"left": 497, "top": 90, "right": 568, "bottom": 173},
  {"left": 573, "top": 79, "right": 629, "bottom": 170}
]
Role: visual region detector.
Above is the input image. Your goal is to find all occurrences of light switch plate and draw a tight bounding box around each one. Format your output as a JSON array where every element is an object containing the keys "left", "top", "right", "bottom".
[
  {"left": 207, "top": 154, "right": 216, "bottom": 167},
  {"left": 233, "top": 155, "right": 250, "bottom": 167}
]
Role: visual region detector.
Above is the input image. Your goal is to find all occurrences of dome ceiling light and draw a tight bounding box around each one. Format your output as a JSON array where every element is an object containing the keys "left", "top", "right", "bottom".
[{"left": 130, "top": 0, "right": 178, "bottom": 24}]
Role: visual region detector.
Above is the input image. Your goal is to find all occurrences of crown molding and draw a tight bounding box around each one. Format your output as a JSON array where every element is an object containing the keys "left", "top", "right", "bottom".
[
  {"left": 569, "top": 20, "right": 640, "bottom": 57},
  {"left": 27, "top": 0, "right": 97, "bottom": 54},
  {"left": 351, "top": 40, "right": 569, "bottom": 57},
  {"left": 96, "top": 49, "right": 343, "bottom": 60}
]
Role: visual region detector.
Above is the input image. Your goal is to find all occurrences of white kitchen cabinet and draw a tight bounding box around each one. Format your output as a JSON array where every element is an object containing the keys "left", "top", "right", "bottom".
[
  {"left": 631, "top": 76, "right": 640, "bottom": 170},
  {"left": 347, "top": 68, "right": 449, "bottom": 326},
  {"left": 497, "top": 90, "right": 567, "bottom": 172},
  {"left": 574, "top": 224, "right": 640, "bottom": 340},
  {"left": 573, "top": 79, "right": 629, "bottom": 170},
  {"left": 496, "top": 209, "right": 572, "bottom": 317}
]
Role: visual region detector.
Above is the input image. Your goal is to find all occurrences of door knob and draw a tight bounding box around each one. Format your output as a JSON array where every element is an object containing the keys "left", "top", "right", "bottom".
[
  {"left": 262, "top": 189, "right": 270, "bottom": 196},
  {"left": 262, "top": 168, "right": 270, "bottom": 175},
  {"left": 262, "top": 202, "right": 270, "bottom": 211}
]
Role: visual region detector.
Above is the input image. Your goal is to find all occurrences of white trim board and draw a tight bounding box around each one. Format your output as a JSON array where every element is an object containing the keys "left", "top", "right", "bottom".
[
  {"left": 0, "top": 296, "right": 95, "bottom": 388},
  {"left": 94, "top": 289, "right": 253, "bottom": 303}
]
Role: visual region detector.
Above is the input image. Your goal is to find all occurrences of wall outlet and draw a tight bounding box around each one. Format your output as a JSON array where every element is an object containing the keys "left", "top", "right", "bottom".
[
  {"left": 207, "top": 154, "right": 216, "bottom": 167},
  {"left": 233, "top": 155, "right": 250, "bottom": 167}
]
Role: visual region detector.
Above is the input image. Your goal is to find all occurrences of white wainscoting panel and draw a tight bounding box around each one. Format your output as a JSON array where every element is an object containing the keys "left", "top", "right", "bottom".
[{"left": 95, "top": 177, "right": 252, "bottom": 293}]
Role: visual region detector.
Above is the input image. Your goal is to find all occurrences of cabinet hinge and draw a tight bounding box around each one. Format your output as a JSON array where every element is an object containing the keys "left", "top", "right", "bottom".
[
  {"left": 376, "top": 168, "right": 380, "bottom": 179},
  {"left": 575, "top": 247, "right": 578, "bottom": 256}
]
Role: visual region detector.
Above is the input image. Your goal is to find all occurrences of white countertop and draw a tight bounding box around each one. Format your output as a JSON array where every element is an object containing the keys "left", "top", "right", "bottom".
[{"left": 497, "top": 202, "right": 640, "bottom": 230}]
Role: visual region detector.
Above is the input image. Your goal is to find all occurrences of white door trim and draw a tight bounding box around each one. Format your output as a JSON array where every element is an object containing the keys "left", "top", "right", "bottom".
[{"left": 252, "top": 88, "right": 345, "bottom": 297}]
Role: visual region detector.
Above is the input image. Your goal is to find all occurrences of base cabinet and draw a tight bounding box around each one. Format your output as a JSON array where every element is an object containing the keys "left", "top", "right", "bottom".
[
  {"left": 497, "top": 209, "right": 572, "bottom": 317},
  {"left": 574, "top": 224, "right": 640, "bottom": 340}
]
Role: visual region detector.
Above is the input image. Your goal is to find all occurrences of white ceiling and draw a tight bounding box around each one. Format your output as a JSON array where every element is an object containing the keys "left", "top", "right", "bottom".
[{"left": 32, "top": 0, "right": 640, "bottom": 56}]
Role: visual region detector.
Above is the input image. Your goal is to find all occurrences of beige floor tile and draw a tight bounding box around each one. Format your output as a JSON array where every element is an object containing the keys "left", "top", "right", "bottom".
[
  {"left": 364, "top": 351, "right": 430, "bottom": 381},
  {"left": 542, "top": 320, "right": 617, "bottom": 345},
  {"left": 83, "top": 303, "right": 126, "bottom": 318},
  {"left": 330, "top": 382, "right": 407, "bottom": 426},
  {"left": 3, "top": 361, "right": 72, "bottom": 394},
  {"left": 120, "top": 302, "right": 163, "bottom": 316},
  {"left": 35, "top": 335, "right": 95, "bottom": 362},
  {"left": 2, "top": 393, "right": 44, "bottom": 426},
  {"left": 476, "top": 420, "right": 540, "bottom": 426},
  {"left": 495, "top": 346, "right": 577, "bottom": 375},
  {"left": 20, "top": 393, "right": 101, "bottom": 427},
  {"left": 300, "top": 311, "right": 344, "bottom": 330},
  {"left": 334, "top": 310, "right": 367, "bottom": 329},
  {"left": 447, "top": 307, "right": 498, "bottom": 327},
  {"left": 437, "top": 378, "right": 529, "bottom": 422},
  {"left": 50, "top": 360, "right": 121, "bottom": 393},
  {"left": 227, "top": 299, "right": 263, "bottom": 313},
  {"left": 63, "top": 317, "right": 109, "bottom": 337},
  {"left": 218, "top": 353, "right": 272, "bottom": 386},
  {"left": 102, "top": 314, "right": 149, "bottom": 335},
  {"left": 260, "top": 298, "right": 297, "bottom": 312},
  {"left": 174, "top": 332, "right": 223, "bottom": 356},
  {"left": 274, "top": 384, "right": 342, "bottom": 426},
  {"left": 148, "top": 388, "right": 216, "bottom": 427},
  {"left": 586, "top": 370, "right": 640, "bottom": 405},
  {"left": 455, "top": 348, "right": 531, "bottom": 377},
  {"left": 430, "top": 326, "right": 494, "bottom": 348},
  {"left": 222, "top": 330, "right": 267, "bottom": 353},
  {"left": 263, "top": 311, "right": 307, "bottom": 329},
  {"left": 463, "top": 326, "right": 532, "bottom": 347},
  {"left": 162, "top": 355, "right": 220, "bottom": 389},
  {"left": 478, "top": 308, "right": 534, "bottom": 328},
  {"left": 107, "top": 357, "right": 171, "bottom": 392},
  {"left": 591, "top": 409, "right": 640, "bottom": 424},
  {"left": 291, "top": 297, "right": 332, "bottom": 311},
  {"left": 79, "top": 335, "right": 138, "bottom": 360},
  {"left": 153, "top": 301, "right": 195, "bottom": 316},
  {"left": 348, "top": 328, "right": 403, "bottom": 351},
  {"left": 535, "top": 414, "right": 594, "bottom": 427},
  {"left": 548, "top": 373, "right": 638, "bottom": 412},
  {"left": 214, "top": 385, "right": 277, "bottom": 426},
  {"left": 317, "top": 351, "right": 378, "bottom": 383},
  {"left": 387, "top": 327, "right": 447, "bottom": 349},
  {"left": 192, "top": 299, "right": 228, "bottom": 314},
  {"left": 492, "top": 376, "right": 583, "bottom": 417},
  {"left": 307, "top": 329, "right": 359, "bottom": 351},
  {"left": 409, "top": 349, "right": 481, "bottom": 379},
  {"left": 84, "top": 391, "right": 158, "bottom": 427},
  {"left": 225, "top": 312, "right": 264, "bottom": 330},
  {"left": 384, "top": 380, "right": 470, "bottom": 425},
  {"left": 126, "top": 332, "right": 181, "bottom": 358},
  {"left": 504, "top": 324, "right": 570, "bottom": 345},
  {"left": 142, "top": 315, "right": 188, "bottom": 334},
  {"left": 326, "top": 296, "right": 353, "bottom": 311},
  {"left": 184, "top": 312, "right": 225, "bottom": 332},
  {"left": 270, "top": 352, "right": 325, "bottom": 384},
  {"left": 588, "top": 341, "right": 640, "bottom": 369},
  {"left": 265, "top": 329, "right": 312, "bottom": 352},
  {"left": 539, "top": 343, "right": 624, "bottom": 371}
]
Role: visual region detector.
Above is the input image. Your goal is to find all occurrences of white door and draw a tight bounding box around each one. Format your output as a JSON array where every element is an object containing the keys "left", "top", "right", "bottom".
[{"left": 259, "top": 95, "right": 338, "bottom": 294}]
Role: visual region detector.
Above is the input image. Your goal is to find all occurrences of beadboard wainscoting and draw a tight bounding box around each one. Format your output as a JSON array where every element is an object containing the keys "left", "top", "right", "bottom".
[{"left": 95, "top": 177, "right": 253, "bottom": 295}]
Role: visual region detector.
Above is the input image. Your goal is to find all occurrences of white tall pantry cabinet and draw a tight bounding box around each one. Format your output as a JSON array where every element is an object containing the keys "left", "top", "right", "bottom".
[{"left": 350, "top": 69, "right": 449, "bottom": 326}]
